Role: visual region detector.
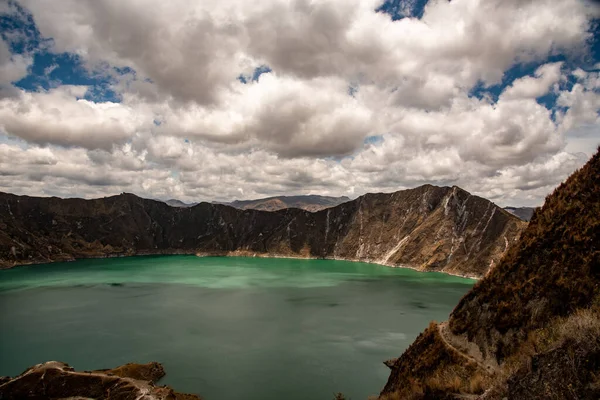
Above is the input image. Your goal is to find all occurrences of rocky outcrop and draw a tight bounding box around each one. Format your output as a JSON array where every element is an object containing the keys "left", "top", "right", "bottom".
[
  {"left": 94, "top": 362, "right": 167, "bottom": 383},
  {"left": 0, "top": 184, "right": 525, "bottom": 278},
  {"left": 0, "top": 361, "right": 201, "bottom": 399},
  {"left": 379, "top": 148, "right": 600, "bottom": 399}
]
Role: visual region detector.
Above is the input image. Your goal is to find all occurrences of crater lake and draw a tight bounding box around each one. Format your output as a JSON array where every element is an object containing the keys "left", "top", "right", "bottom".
[{"left": 0, "top": 256, "right": 474, "bottom": 399}]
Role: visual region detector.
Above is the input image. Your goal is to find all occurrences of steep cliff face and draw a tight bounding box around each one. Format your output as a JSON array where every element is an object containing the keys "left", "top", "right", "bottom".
[
  {"left": 0, "top": 184, "right": 525, "bottom": 278},
  {"left": 380, "top": 149, "right": 600, "bottom": 399}
]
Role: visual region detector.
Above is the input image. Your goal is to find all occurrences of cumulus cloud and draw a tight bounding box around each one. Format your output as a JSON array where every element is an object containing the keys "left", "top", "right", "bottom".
[
  {"left": 0, "top": 37, "right": 31, "bottom": 98},
  {"left": 0, "top": 0, "right": 599, "bottom": 207},
  {"left": 556, "top": 69, "right": 600, "bottom": 131},
  {"left": 156, "top": 74, "right": 374, "bottom": 157},
  {"left": 501, "top": 62, "right": 563, "bottom": 100},
  {"left": 18, "top": 0, "right": 596, "bottom": 104},
  {"left": 0, "top": 86, "right": 150, "bottom": 149}
]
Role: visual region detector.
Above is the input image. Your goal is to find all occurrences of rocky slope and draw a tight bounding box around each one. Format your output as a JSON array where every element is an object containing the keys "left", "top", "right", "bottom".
[
  {"left": 0, "top": 361, "right": 201, "bottom": 399},
  {"left": 218, "top": 194, "right": 351, "bottom": 212},
  {"left": 379, "top": 148, "right": 600, "bottom": 399},
  {"left": 0, "top": 184, "right": 525, "bottom": 278}
]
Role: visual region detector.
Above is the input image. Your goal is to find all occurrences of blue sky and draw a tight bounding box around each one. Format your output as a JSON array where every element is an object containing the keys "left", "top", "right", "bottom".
[
  {"left": 0, "top": 0, "right": 599, "bottom": 205},
  {"left": 0, "top": 2, "right": 121, "bottom": 102}
]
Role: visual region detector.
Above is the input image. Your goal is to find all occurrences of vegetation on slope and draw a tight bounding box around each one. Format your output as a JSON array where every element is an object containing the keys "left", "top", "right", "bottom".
[{"left": 379, "top": 148, "right": 600, "bottom": 399}]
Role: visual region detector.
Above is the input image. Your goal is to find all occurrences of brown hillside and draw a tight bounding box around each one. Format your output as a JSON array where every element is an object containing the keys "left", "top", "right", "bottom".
[
  {"left": 380, "top": 148, "right": 600, "bottom": 399},
  {"left": 450, "top": 147, "right": 600, "bottom": 360}
]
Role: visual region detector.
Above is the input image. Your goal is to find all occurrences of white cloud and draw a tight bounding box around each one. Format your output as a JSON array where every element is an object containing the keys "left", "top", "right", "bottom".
[
  {"left": 556, "top": 70, "right": 600, "bottom": 132},
  {"left": 0, "top": 86, "right": 151, "bottom": 149},
  {"left": 0, "top": 0, "right": 598, "bottom": 206},
  {"left": 501, "top": 62, "right": 563, "bottom": 100},
  {"left": 18, "top": 0, "right": 597, "bottom": 104},
  {"left": 0, "top": 38, "right": 31, "bottom": 98},
  {"left": 156, "top": 74, "right": 374, "bottom": 157}
]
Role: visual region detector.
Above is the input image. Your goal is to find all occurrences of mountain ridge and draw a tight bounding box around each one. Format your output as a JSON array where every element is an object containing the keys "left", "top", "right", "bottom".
[
  {"left": 0, "top": 184, "right": 525, "bottom": 278},
  {"left": 379, "top": 148, "right": 600, "bottom": 399}
]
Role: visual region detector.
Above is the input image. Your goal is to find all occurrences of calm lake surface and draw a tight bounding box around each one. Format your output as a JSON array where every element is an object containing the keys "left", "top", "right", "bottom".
[{"left": 0, "top": 256, "right": 473, "bottom": 399}]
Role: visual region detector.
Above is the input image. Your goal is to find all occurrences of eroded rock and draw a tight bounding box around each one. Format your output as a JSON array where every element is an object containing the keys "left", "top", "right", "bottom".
[{"left": 0, "top": 361, "right": 201, "bottom": 400}]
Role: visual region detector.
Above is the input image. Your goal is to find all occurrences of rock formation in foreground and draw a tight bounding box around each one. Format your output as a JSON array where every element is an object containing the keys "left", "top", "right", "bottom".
[
  {"left": 0, "top": 361, "right": 201, "bottom": 400},
  {"left": 379, "top": 148, "right": 600, "bottom": 399},
  {"left": 0, "top": 184, "right": 525, "bottom": 278}
]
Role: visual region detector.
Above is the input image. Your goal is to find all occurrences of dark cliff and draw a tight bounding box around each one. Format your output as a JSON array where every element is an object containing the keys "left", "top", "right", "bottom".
[
  {"left": 380, "top": 149, "right": 600, "bottom": 399},
  {"left": 0, "top": 184, "right": 525, "bottom": 278}
]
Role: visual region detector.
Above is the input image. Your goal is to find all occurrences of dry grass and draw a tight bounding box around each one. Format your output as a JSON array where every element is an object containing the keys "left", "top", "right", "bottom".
[
  {"left": 426, "top": 373, "right": 462, "bottom": 392},
  {"left": 558, "top": 308, "right": 600, "bottom": 342},
  {"left": 378, "top": 392, "right": 404, "bottom": 400},
  {"left": 485, "top": 307, "right": 600, "bottom": 398},
  {"left": 467, "top": 372, "right": 489, "bottom": 394},
  {"left": 425, "top": 366, "right": 490, "bottom": 395},
  {"left": 524, "top": 308, "right": 600, "bottom": 356}
]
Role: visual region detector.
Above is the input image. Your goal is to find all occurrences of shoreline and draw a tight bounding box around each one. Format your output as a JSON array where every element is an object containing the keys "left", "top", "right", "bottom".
[
  {"left": 198, "top": 251, "right": 480, "bottom": 280},
  {"left": 1, "top": 250, "right": 480, "bottom": 280}
]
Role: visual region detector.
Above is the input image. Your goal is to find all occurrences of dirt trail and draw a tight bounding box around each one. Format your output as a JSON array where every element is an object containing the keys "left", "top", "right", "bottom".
[{"left": 438, "top": 322, "right": 497, "bottom": 374}]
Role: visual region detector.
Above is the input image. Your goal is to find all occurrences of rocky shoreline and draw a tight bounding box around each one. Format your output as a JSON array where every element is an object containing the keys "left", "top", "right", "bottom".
[
  {"left": 198, "top": 250, "right": 481, "bottom": 279},
  {"left": 0, "top": 361, "right": 201, "bottom": 400}
]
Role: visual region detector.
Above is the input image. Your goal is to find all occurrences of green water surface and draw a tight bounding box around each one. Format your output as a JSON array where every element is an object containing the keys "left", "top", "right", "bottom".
[{"left": 0, "top": 256, "right": 473, "bottom": 399}]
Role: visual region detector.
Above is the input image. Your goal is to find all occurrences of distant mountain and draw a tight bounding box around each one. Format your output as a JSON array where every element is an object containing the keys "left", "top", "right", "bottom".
[
  {"left": 379, "top": 149, "right": 600, "bottom": 399},
  {"left": 218, "top": 194, "right": 351, "bottom": 212},
  {"left": 164, "top": 199, "right": 197, "bottom": 208},
  {"left": 0, "top": 185, "right": 525, "bottom": 278},
  {"left": 503, "top": 206, "right": 536, "bottom": 221}
]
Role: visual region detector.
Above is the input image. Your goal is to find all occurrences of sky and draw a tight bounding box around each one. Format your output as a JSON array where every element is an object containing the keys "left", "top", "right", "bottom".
[{"left": 0, "top": 0, "right": 599, "bottom": 207}]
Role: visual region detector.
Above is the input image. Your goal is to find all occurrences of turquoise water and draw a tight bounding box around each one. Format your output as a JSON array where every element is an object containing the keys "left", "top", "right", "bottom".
[{"left": 0, "top": 256, "right": 473, "bottom": 399}]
